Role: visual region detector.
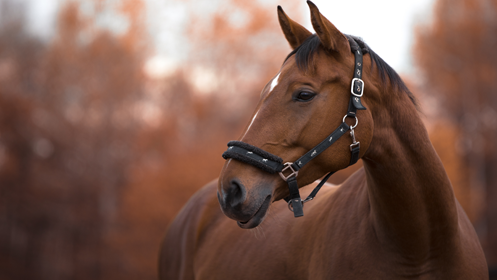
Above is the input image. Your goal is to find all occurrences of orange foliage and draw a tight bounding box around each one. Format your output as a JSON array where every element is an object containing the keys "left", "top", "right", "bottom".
[
  {"left": 0, "top": 1, "right": 146, "bottom": 279},
  {"left": 414, "top": 0, "right": 497, "bottom": 267}
]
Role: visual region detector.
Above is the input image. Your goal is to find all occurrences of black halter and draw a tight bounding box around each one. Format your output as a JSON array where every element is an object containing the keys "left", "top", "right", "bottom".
[{"left": 222, "top": 37, "right": 367, "bottom": 218}]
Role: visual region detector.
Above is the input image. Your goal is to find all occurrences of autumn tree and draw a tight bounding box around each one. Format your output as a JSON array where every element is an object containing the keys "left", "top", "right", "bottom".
[
  {"left": 0, "top": 1, "right": 147, "bottom": 279},
  {"left": 414, "top": 0, "right": 497, "bottom": 271}
]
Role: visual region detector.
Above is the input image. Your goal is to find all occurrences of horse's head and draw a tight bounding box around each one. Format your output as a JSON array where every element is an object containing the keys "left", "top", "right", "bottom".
[{"left": 218, "top": 1, "right": 374, "bottom": 228}]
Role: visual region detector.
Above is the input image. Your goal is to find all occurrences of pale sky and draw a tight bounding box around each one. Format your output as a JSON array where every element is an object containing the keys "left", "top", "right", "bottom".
[
  {"left": 22, "top": 0, "right": 435, "bottom": 75},
  {"left": 145, "top": 0, "right": 436, "bottom": 76},
  {"left": 300, "top": 0, "right": 435, "bottom": 74}
]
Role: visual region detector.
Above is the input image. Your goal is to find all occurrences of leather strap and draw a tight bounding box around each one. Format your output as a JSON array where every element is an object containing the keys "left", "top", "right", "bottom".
[
  {"left": 350, "top": 144, "right": 360, "bottom": 165},
  {"left": 307, "top": 171, "right": 334, "bottom": 199},
  {"left": 287, "top": 177, "right": 304, "bottom": 217},
  {"left": 348, "top": 39, "right": 366, "bottom": 113},
  {"left": 222, "top": 141, "right": 284, "bottom": 174},
  {"left": 291, "top": 122, "right": 350, "bottom": 171},
  {"left": 284, "top": 171, "right": 334, "bottom": 203}
]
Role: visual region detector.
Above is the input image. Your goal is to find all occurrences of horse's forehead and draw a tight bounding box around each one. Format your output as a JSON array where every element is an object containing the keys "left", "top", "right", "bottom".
[
  {"left": 269, "top": 72, "right": 281, "bottom": 93},
  {"left": 279, "top": 52, "right": 343, "bottom": 82}
]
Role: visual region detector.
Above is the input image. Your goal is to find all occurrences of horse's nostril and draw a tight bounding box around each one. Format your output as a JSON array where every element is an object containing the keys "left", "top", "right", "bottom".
[
  {"left": 228, "top": 179, "right": 246, "bottom": 208},
  {"left": 217, "top": 191, "right": 225, "bottom": 208}
]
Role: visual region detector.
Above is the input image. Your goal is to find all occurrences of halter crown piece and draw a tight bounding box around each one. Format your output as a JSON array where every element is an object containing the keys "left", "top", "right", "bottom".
[{"left": 222, "top": 37, "right": 367, "bottom": 218}]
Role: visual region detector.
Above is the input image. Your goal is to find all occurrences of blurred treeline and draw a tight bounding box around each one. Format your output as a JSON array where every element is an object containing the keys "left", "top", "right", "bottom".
[
  {"left": 0, "top": 0, "right": 496, "bottom": 279},
  {"left": 414, "top": 0, "right": 497, "bottom": 274}
]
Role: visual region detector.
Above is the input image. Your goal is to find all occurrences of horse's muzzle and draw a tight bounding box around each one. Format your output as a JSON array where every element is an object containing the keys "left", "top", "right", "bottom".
[{"left": 217, "top": 178, "right": 271, "bottom": 228}]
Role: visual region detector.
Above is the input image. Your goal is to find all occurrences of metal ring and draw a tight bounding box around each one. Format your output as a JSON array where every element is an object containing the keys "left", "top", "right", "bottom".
[
  {"left": 287, "top": 200, "right": 294, "bottom": 212},
  {"left": 342, "top": 115, "right": 358, "bottom": 129},
  {"left": 287, "top": 199, "right": 305, "bottom": 212}
]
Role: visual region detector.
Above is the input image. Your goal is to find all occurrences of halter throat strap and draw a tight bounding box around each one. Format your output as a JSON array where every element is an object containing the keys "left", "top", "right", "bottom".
[{"left": 222, "top": 37, "right": 366, "bottom": 218}]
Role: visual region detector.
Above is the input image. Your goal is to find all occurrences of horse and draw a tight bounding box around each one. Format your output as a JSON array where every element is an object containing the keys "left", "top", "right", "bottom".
[{"left": 159, "top": 2, "right": 488, "bottom": 279}]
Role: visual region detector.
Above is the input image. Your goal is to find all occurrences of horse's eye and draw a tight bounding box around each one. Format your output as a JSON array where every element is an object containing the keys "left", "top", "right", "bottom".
[{"left": 295, "top": 91, "right": 316, "bottom": 102}]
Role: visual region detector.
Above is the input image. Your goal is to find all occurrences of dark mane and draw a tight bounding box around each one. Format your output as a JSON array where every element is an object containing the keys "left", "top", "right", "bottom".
[
  {"left": 283, "top": 34, "right": 417, "bottom": 107},
  {"left": 284, "top": 35, "right": 321, "bottom": 71}
]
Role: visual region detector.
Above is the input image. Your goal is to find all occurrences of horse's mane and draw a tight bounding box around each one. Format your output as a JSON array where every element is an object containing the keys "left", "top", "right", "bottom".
[{"left": 283, "top": 34, "right": 417, "bottom": 107}]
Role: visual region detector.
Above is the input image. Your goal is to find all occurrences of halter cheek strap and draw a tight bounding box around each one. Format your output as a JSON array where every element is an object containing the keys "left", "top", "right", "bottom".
[{"left": 222, "top": 37, "right": 366, "bottom": 218}]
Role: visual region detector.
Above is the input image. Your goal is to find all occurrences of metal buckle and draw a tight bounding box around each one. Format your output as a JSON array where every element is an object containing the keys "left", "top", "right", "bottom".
[
  {"left": 302, "top": 197, "right": 313, "bottom": 204},
  {"left": 349, "top": 128, "right": 360, "bottom": 151},
  {"left": 279, "top": 162, "right": 298, "bottom": 181},
  {"left": 350, "top": 142, "right": 360, "bottom": 151},
  {"left": 350, "top": 78, "right": 364, "bottom": 97}
]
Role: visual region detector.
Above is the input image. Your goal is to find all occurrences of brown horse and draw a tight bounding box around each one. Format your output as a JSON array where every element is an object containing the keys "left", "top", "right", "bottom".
[{"left": 160, "top": 2, "right": 488, "bottom": 279}]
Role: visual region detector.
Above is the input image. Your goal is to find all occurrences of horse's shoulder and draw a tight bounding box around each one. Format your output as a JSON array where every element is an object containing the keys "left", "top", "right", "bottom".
[
  {"left": 164, "top": 179, "right": 220, "bottom": 239},
  {"left": 159, "top": 179, "right": 220, "bottom": 280}
]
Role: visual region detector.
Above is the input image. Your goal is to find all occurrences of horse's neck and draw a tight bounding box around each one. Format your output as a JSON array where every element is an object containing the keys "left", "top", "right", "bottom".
[{"left": 362, "top": 88, "right": 458, "bottom": 258}]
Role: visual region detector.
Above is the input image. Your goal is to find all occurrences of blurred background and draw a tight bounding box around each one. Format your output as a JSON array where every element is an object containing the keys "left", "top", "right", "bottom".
[{"left": 0, "top": 0, "right": 496, "bottom": 279}]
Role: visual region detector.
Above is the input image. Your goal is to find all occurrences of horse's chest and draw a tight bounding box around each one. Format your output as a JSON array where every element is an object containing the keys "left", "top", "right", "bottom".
[{"left": 194, "top": 214, "right": 385, "bottom": 280}]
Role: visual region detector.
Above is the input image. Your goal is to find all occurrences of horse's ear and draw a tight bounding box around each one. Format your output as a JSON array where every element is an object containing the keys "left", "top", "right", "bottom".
[
  {"left": 307, "top": 1, "right": 350, "bottom": 53},
  {"left": 278, "top": 6, "right": 312, "bottom": 50}
]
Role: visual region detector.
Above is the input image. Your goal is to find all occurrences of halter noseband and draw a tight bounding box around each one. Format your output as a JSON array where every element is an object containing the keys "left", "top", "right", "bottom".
[{"left": 222, "top": 37, "right": 367, "bottom": 218}]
